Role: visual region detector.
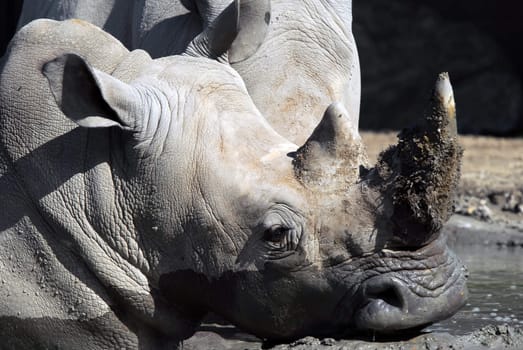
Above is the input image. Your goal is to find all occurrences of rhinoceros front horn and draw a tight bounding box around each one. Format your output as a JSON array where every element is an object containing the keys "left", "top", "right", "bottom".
[
  {"left": 372, "top": 73, "right": 463, "bottom": 247},
  {"left": 293, "top": 102, "right": 367, "bottom": 189}
]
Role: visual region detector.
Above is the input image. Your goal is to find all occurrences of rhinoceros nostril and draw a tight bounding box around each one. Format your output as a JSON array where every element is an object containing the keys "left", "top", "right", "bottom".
[
  {"left": 369, "top": 286, "right": 403, "bottom": 309},
  {"left": 364, "top": 278, "right": 406, "bottom": 310}
]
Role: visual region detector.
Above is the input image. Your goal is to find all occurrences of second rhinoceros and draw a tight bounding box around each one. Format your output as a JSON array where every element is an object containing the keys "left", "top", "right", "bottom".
[
  {"left": 15, "top": 0, "right": 359, "bottom": 145},
  {"left": 0, "top": 16, "right": 466, "bottom": 350}
]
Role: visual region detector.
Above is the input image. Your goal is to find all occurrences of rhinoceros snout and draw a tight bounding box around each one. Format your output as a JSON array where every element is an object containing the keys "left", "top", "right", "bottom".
[
  {"left": 355, "top": 273, "right": 467, "bottom": 332},
  {"left": 349, "top": 235, "right": 468, "bottom": 332}
]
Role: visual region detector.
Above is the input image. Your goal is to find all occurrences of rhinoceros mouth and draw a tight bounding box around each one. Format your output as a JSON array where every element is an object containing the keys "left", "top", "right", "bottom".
[
  {"left": 354, "top": 269, "right": 467, "bottom": 332},
  {"left": 347, "top": 235, "right": 468, "bottom": 332}
]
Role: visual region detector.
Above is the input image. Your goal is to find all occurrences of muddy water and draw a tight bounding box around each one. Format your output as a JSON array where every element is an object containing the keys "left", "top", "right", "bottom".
[{"left": 427, "top": 245, "right": 523, "bottom": 335}]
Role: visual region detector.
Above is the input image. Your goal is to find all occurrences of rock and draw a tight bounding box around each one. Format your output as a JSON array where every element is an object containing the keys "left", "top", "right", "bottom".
[
  {"left": 476, "top": 201, "right": 494, "bottom": 221},
  {"left": 464, "top": 324, "right": 523, "bottom": 349},
  {"left": 320, "top": 338, "right": 336, "bottom": 346},
  {"left": 289, "top": 337, "right": 321, "bottom": 347},
  {"left": 502, "top": 191, "right": 523, "bottom": 214},
  {"left": 455, "top": 196, "right": 493, "bottom": 221}
]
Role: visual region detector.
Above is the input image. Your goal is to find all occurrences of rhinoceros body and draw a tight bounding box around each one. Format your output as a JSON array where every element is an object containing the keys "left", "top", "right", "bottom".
[
  {"left": 16, "top": 0, "right": 359, "bottom": 145},
  {"left": 1, "top": 9, "right": 466, "bottom": 350}
]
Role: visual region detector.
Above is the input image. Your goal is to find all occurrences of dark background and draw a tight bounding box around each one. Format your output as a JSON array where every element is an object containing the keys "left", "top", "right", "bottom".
[
  {"left": 0, "top": 1, "right": 23, "bottom": 57},
  {"left": 2, "top": 0, "right": 523, "bottom": 135},
  {"left": 354, "top": 0, "right": 523, "bottom": 135}
]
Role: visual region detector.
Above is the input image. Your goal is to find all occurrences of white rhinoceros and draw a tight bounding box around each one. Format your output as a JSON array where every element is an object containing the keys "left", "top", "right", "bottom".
[
  {"left": 16, "top": 0, "right": 359, "bottom": 145},
  {"left": 0, "top": 15, "right": 466, "bottom": 350}
]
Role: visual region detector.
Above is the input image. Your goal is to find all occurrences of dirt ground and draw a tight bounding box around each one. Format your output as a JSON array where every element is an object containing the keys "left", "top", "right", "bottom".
[{"left": 184, "top": 324, "right": 523, "bottom": 350}]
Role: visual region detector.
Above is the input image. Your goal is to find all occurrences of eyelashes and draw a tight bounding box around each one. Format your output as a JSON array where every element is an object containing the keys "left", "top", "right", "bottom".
[{"left": 264, "top": 225, "right": 301, "bottom": 251}]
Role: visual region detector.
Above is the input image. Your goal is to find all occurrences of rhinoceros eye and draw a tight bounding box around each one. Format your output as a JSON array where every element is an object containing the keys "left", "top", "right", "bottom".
[
  {"left": 260, "top": 205, "right": 304, "bottom": 251},
  {"left": 265, "top": 225, "right": 288, "bottom": 243},
  {"left": 264, "top": 224, "right": 300, "bottom": 251}
]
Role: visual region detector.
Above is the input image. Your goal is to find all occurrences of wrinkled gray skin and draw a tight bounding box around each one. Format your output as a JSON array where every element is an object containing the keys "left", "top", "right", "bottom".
[
  {"left": 16, "top": 0, "right": 359, "bottom": 145},
  {"left": 0, "top": 14, "right": 466, "bottom": 350}
]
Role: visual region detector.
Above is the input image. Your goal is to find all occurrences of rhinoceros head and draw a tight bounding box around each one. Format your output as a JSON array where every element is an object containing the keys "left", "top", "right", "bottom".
[
  {"left": 199, "top": 75, "right": 468, "bottom": 339},
  {"left": 40, "top": 8, "right": 466, "bottom": 344}
]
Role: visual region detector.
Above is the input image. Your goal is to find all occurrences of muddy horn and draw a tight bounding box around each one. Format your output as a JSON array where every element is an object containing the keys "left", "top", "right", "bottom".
[{"left": 372, "top": 73, "right": 463, "bottom": 247}]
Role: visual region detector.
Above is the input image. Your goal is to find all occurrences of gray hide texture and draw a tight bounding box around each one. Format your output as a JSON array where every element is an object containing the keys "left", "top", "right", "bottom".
[
  {"left": 0, "top": 18, "right": 468, "bottom": 349},
  {"left": 0, "top": 17, "right": 304, "bottom": 348},
  {"left": 16, "top": 0, "right": 359, "bottom": 145},
  {"left": 0, "top": 19, "right": 156, "bottom": 349}
]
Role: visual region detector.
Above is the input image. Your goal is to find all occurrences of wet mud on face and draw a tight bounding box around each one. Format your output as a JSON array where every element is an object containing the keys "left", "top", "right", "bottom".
[
  {"left": 182, "top": 132, "right": 523, "bottom": 349},
  {"left": 180, "top": 221, "right": 523, "bottom": 349},
  {"left": 183, "top": 241, "right": 523, "bottom": 349}
]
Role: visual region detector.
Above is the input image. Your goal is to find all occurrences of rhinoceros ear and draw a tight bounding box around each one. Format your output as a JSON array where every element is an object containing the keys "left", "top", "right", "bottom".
[
  {"left": 42, "top": 54, "right": 138, "bottom": 130},
  {"left": 186, "top": 0, "right": 270, "bottom": 63},
  {"left": 228, "top": 0, "right": 271, "bottom": 63}
]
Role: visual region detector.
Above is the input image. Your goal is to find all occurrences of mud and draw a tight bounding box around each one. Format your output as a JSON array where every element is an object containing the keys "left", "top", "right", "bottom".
[
  {"left": 184, "top": 324, "right": 523, "bottom": 350},
  {"left": 183, "top": 133, "right": 523, "bottom": 349},
  {"left": 370, "top": 79, "right": 463, "bottom": 247}
]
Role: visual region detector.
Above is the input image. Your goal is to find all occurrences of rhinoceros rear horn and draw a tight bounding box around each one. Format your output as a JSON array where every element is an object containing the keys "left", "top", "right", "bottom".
[
  {"left": 373, "top": 73, "right": 463, "bottom": 247},
  {"left": 186, "top": 0, "right": 270, "bottom": 62},
  {"left": 293, "top": 102, "right": 366, "bottom": 189}
]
